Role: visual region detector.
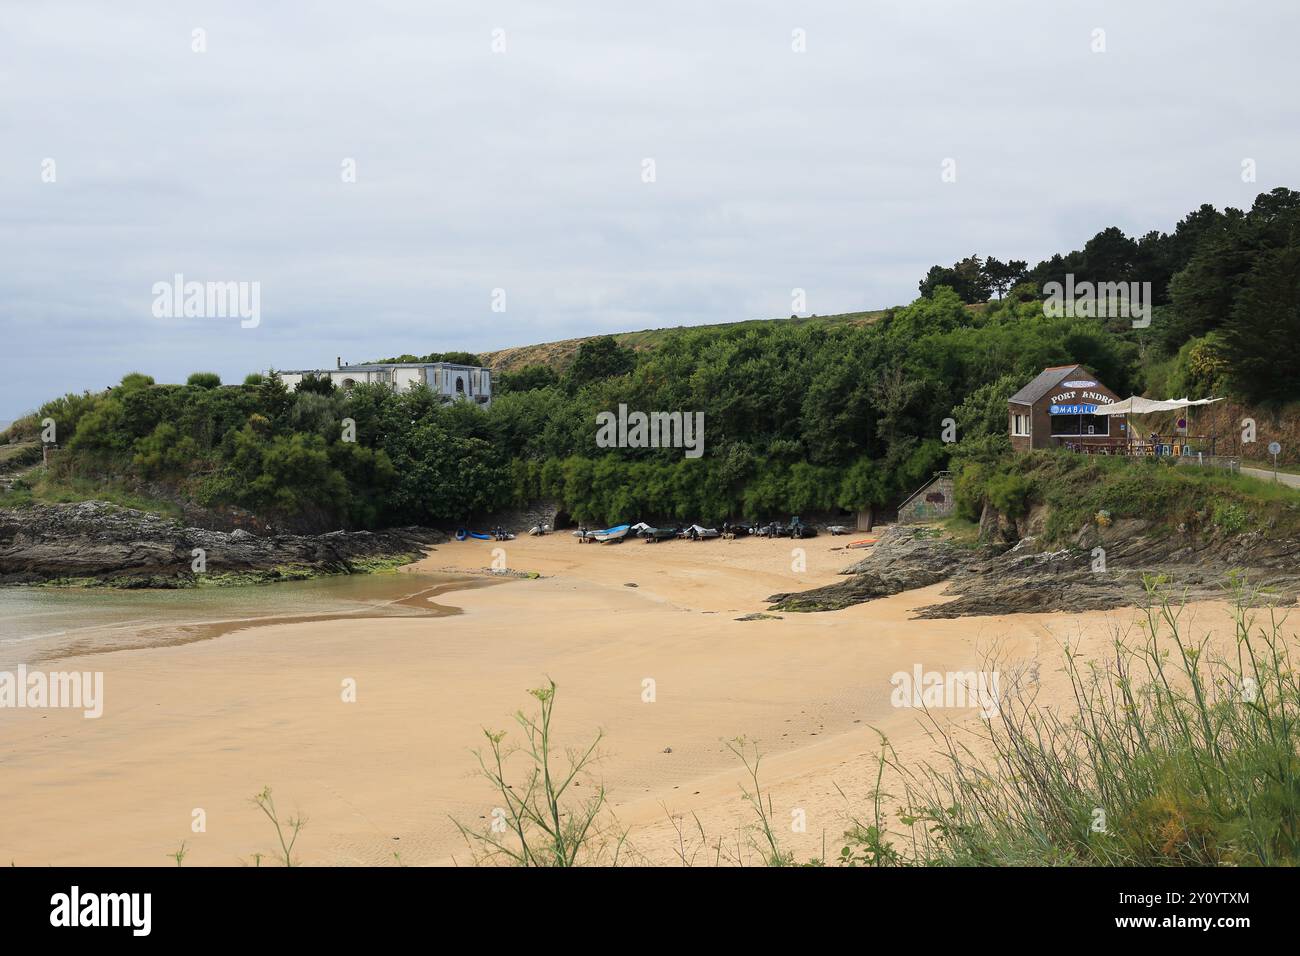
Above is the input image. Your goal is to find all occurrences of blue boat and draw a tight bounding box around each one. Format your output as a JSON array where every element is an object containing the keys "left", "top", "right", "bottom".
[
  {"left": 455, "top": 528, "right": 493, "bottom": 541},
  {"left": 588, "top": 524, "right": 630, "bottom": 544}
]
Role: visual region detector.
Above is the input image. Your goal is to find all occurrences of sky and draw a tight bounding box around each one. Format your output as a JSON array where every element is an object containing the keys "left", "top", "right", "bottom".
[{"left": 2, "top": 0, "right": 1298, "bottom": 420}]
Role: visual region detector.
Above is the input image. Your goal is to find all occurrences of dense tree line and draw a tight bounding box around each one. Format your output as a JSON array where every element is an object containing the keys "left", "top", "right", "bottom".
[
  {"left": 23, "top": 291, "right": 1135, "bottom": 528},
  {"left": 919, "top": 188, "right": 1300, "bottom": 404},
  {"left": 12, "top": 189, "right": 1296, "bottom": 528}
]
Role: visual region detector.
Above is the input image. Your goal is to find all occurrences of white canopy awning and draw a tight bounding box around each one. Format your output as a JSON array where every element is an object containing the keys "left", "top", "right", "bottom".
[{"left": 1091, "top": 396, "right": 1224, "bottom": 416}]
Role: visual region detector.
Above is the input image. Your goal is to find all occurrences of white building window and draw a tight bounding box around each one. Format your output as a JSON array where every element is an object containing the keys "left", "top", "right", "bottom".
[{"left": 1012, "top": 413, "right": 1030, "bottom": 437}]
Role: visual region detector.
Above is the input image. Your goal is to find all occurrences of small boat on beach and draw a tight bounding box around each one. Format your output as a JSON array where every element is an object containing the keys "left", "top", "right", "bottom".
[
  {"left": 640, "top": 526, "right": 679, "bottom": 542},
  {"left": 788, "top": 517, "right": 817, "bottom": 539},
  {"left": 827, "top": 525, "right": 851, "bottom": 535},
  {"left": 680, "top": 524, "right": 719, "bottom": 540},
  {"left": 455, "top": 528, "right": 493, "bottom": 541},
  {"left": 584, "top": 524, "right": 631, "bottom": 544}
]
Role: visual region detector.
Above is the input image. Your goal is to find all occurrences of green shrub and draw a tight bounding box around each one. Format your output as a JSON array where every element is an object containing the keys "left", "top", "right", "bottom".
[
  {"left": 1211, "top": 500, "right": 1250, "bottom": 533},
  {"left": 132, "top": 423, "right": 200, "bottom": 477},
  {"left": 119, "top": 372, "right": 155, "bottom": 391},
  {"left": 984, "top": 471, "right": 1032, "bottom": 519},
  {"left": 953, "top": 461, "right": 990, "bottom": 521}
]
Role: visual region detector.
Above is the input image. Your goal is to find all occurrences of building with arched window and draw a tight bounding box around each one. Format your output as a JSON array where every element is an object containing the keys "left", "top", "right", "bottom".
[{"left": 277, "top": 360, "right": 492, "bottom": 406}]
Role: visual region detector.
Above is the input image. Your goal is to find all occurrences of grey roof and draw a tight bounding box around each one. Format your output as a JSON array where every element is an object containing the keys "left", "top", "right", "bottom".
[
  {"left": 337, "top": 362, "right": 488, "bottom": 372},
  {"left": 1007, "top": 365, "right": 1089, "bottom": 405},
  {"left": 277, "top": 362, "right": 489, "bottom": 374}
]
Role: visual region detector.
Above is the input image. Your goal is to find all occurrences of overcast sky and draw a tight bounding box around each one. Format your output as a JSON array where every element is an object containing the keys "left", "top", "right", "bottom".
[{"left": 2, "top": 0, "right": 1297, "bottom": 419}]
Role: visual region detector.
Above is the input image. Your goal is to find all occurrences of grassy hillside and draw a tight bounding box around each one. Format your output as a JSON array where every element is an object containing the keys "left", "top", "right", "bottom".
[{"left": 480, "top": 307, "right": 902, "bottom": 372}]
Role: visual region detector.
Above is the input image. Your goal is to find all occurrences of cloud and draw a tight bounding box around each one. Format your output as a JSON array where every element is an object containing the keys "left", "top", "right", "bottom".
[{"left": 1, "top": 0, "right": 1298, "bottom": 416}]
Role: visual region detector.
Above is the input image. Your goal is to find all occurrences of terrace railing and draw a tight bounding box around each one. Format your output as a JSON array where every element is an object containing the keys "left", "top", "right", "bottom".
[{"left": 1061, "top": 434, "right": 1218, "bottom": 457}]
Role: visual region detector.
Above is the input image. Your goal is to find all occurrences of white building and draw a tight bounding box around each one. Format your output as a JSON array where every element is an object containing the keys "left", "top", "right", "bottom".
[{"left": 278, "top": 360, "right": 492, "bottom": 406}]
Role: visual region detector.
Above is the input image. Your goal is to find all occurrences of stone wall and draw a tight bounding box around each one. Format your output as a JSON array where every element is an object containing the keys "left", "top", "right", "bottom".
[
  {"left": 471, "top": 500, "right": 564, "bottom": 533},
  {"left": 898, "top": 473, "right": 956, "bottom": 524}
]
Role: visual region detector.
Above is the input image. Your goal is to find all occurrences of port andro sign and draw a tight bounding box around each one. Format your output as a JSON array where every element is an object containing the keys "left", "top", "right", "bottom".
[{"left": 1050, "top": 389, "right": 1111, "bottom": 405}]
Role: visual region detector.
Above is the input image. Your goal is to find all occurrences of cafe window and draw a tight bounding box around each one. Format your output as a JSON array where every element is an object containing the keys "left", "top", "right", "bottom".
[{"left": 1051, "top": 414, "right": 1111, "bottom": 436}]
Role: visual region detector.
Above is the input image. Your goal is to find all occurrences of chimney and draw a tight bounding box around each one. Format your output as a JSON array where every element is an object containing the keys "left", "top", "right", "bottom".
[{"left": 337, "top": 356, "right": 342, "bottom": 369}]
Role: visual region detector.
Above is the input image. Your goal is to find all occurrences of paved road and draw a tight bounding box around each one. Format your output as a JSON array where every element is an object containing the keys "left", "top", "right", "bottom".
[{"left": 1240, "top": 466, "right": 1300, "bottom": 489}]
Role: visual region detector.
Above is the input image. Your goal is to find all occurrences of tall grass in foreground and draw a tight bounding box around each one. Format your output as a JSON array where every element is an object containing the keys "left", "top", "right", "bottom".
[
  {"left": 454, "top": 679, "right": 628, "bottom": 866},
  {"left": 249, "top": 786, "right": 306, "bottom": 867},
  {"left": 857, "top": 577, "right": 1300, "bottom": 866}
]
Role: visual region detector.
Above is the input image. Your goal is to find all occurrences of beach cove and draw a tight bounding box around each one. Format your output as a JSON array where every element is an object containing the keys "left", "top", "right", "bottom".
[{"left": 0, "top": 533, "right": 1252, "bottom": 866}]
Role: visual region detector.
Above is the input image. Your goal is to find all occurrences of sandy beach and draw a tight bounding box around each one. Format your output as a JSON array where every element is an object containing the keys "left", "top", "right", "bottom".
[{"left": 0, "top": 531, "right": 1251, "bottom": 866}]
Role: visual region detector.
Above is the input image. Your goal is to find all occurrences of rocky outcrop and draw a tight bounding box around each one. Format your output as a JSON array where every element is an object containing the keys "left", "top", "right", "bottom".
[
  {"left": 768, "top": 515, "right": 1300, "bottom": 618},
  {"left": 0, "top": 501, "right": 447, "bottom": 587},
  {"left": 768, "top": 526, "right": 975, "bottom": 611}
]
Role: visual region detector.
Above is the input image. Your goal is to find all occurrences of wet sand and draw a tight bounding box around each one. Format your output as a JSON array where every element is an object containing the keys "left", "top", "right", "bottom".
[
  {"left": 0, "top": 532, "right": 1257, "bottom": 865},
  {"left": 1, "top": 573, "right": 494, "bottom": 667}
]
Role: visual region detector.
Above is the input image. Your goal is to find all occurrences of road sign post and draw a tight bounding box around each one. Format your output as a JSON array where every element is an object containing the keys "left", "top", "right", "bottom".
[{"left": 1268, "top": 441, "right": 1282, "bottom": 481}]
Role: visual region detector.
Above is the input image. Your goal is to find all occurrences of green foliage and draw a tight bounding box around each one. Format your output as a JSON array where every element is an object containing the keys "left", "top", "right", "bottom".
[
  {"left": 133, "top": 423, "right": 200, "bottom": 477},
  {"left": 37, "top": 392, "right": 98, "bottom": 445},
  {"left": 227, "top": 425, "right": 351, "bottom": 515},
  {"left": 497, "top": 364, "right": 560, "bottom": 394},
  {"left": 287, "top": 390, "right": 343, "bottom": 438},
  {"left": 564, "top": 335, "right": 637, "bottom": 392},
  {"left": 186, "top": 372, "right": 221, "bottom": 388},
  {"left": 1163, "top": 190, "right": 1300, "bottom": 357},
  {"left": 959, "top": 451, "right": 1300, "bottom": 544},
  {"left": 1211, "top": 500, "right": 1250, "bottom": 534},
  {"left": 21, "top": 279, "right": 1157, "bottom": 527},
  {"left": 918, "top": 256, "right": 991, "bottom": 303},
  {"left": 368, "top": 350, "right": 483, "bottom": 366},
  {"left": 984, "top": 471, "right": 1032, "bottom": 519},
  {"left": 295, "top": 372, "right": 336, "bottom": 396},
  {"left": 29, "top": 188, "right": 1300, "bottom": 528},
  {"left": 925, "top": 188, "right": 1300, "bottom": 406},
  {"left": 118, "top": 372, "right": 155, "bottom": 392},
  {"left": 837, "top": 457, "right": 886, "bottom": 510},
  {"left": 982, "top": 257, "right": 1028, "bottom": 300},
  {"left": 953, "top": 460, "right": 991, "bottom": 522},
  {"left": 1163, "top": 332, "right": 1231, "bottom": 398},
  {"left": 67, "top": 397, "right": 128, "bottom": 452},
  {"left": 1220, "top": 245, "right": 1300, "bottom": 404}
]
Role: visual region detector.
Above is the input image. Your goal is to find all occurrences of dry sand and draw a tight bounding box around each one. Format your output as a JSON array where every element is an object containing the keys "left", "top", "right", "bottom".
[{"left": 0, "top": 531, "right": 1252, "bottom": 866}]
